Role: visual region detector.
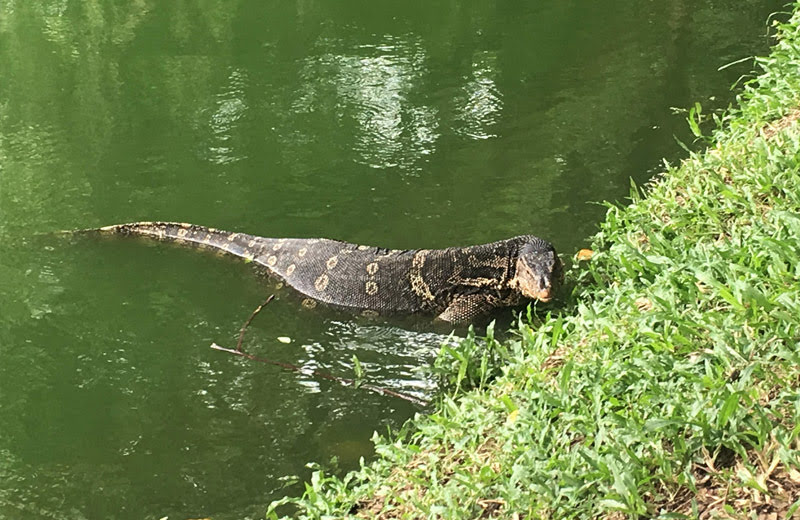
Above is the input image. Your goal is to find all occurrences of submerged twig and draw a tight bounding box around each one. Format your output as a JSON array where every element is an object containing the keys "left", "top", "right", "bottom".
[
  {"left": 236, "top": 295, "right": 275, "bottom": 352},
  {"left": 211, "top": 296, "right": 428, "bottom": 407}
]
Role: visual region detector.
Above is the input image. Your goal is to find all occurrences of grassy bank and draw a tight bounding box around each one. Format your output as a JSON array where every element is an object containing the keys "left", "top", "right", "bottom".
[{"left": 269, "top": 6, "right": 800, "bottom": 519}]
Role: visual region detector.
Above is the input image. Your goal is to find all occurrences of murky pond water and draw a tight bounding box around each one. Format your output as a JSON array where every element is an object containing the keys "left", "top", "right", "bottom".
[{"left": 0, "top": 1, "right": 783, "bottom": 518}]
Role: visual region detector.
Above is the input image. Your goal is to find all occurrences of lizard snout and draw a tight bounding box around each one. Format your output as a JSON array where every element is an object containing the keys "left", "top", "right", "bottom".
[{"left": 513, "top": 249, "right": 561, "bottom": 303}]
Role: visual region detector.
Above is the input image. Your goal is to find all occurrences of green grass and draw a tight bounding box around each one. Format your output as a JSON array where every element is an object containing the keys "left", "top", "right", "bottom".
[{"left": 267, "top": 6, "right": 800, "bottom": 519}]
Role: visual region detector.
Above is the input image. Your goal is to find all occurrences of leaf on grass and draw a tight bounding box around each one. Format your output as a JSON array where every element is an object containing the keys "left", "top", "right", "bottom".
[
  {"left": 719, "top": 391, "right": 741, "bottom": 428},
  {"left": 500, "top": 395, "right": 518, "bottom": 414},
  {"left": 643, "top": 419, "right": 679, "bottom": 432},
  {"left": 598, "top": 498, "right": 629, "bottom": 511}
]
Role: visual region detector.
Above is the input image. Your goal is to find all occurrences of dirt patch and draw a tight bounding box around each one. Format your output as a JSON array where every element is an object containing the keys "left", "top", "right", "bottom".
[
  {"left": 351, "top": 437, "right": 507, "bottom": 519},
  {"left": 658, "top": 446, "right": 800, "bottom": 519},
  {"left": 353, "top": 486, "right": 508, "bottom": 519},
  {"left": 352, "top": 494, "right": 394, "bottom": 519},
  {"left": 540, "top": 343, "right": 570, "bottom": 371},
  {"left": 761, "top": 108, "right": 800, "bottom": 139}
]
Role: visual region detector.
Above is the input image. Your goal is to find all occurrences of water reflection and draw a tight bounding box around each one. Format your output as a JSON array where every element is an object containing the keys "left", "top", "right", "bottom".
[
  {"left": 206, "top": 68, "right": 249, "bottom": 165},
  {"left": 455, "top": 50, "right": 503, "bottom": 140},
  {"left": 316, "top": 320, "right": 443, "bottom": 399},
  {"left": 294, "top": 35, "right": 440, "bottom": 172}
]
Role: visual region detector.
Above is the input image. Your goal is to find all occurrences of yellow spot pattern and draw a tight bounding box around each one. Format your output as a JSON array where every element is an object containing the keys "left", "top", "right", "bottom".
[
  {"left": 365, "top": 281, "right": 378, "bottom": 296},
  {"left": 410, "top": 250, "right": 435, "bottom": 301},
  {"left": 315, "top": 273, "right": 329, "bottom": 292},
  {"left": 326, "top": 256, "right": 338, "bottom": 270}
]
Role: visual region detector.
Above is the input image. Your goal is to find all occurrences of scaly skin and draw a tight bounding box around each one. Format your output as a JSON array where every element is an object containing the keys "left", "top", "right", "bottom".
[{"left": 82, "top": 222, "right": 562, "bottom": 323}]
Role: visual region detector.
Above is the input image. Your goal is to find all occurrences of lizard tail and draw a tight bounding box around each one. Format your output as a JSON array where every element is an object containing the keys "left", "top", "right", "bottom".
[{"left": 74, "top": 221, "right": 265, "bottom": 261}]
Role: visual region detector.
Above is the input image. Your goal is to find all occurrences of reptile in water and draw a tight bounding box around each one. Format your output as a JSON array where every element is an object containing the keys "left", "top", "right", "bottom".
[{"left": 78, "top": 222, "right": 563, "bottom": 324}]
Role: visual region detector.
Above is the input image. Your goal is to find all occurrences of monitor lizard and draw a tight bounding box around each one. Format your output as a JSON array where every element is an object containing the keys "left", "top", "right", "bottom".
[{"left": 78, "top": 221, "right": 562, "bottom": 324}]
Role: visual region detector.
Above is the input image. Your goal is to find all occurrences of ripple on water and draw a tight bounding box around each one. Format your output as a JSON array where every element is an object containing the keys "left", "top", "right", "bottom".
[
  {"left": 454, "top": 50, "right": 503, "bottom": 140},
  {"left": 292, "top": 35, "right": 441, "bottom": 174}
]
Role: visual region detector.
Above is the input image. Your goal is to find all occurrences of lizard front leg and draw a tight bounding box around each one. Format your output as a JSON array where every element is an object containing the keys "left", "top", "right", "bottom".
[{"left": 434, "top": 294, "right": 498, "bottom": 324}]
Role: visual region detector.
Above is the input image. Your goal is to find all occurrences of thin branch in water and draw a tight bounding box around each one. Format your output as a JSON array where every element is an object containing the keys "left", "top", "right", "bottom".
[
  {"left": 236, "top": 295, "right": 274, "bottom": 352},
  {"left": 211, "top": 296, "right": 428, "bottom": 407}
]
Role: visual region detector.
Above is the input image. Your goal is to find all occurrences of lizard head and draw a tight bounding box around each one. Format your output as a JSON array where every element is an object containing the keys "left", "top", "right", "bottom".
[{"left": 511, "top": 239, "right": 563, "bottom": 303}]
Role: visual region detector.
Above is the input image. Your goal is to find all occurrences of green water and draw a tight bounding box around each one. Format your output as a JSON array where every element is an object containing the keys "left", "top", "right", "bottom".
[{"left": 0, "top": 1, "right": 782, "bottom": 518}]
